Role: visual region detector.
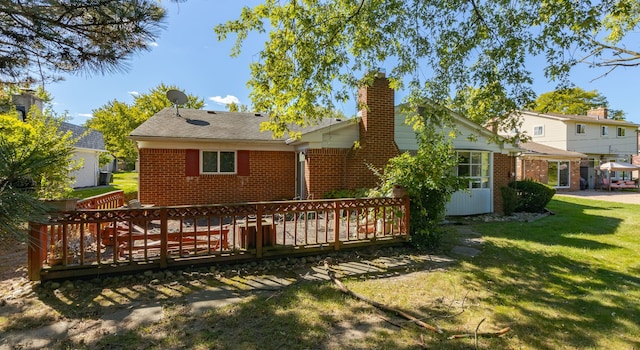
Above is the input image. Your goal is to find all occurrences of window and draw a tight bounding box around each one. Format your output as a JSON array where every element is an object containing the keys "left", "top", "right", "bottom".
[
  {"left": 576, "top": 124, "right": 586, "bottom": 134},
  {"left": 601, "top": 126, "right": 608, "bottom": 136},
  {"left": 617, "top": 127, "right": 625, "bottom": 137},
  {"left": 455, "top": 151, "right": 490, "bottom": 189},
  {"left": 202, "top": 151, "right": 236, "bottom": 173},
  {"left": 547, "top": 161, "right": 570, "bottom": 188},
  {"left": 533, "top": 125, "right": 544, "bottom": 136}
]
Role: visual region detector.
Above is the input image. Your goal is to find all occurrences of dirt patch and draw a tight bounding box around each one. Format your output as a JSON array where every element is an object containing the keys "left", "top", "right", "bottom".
[{"left": 0, "top": 238, "right": 31, "bottom": 300}]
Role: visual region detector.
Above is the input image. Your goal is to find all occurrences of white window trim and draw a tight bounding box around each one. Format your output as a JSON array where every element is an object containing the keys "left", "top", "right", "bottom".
[
  {"left": 617, "top": 127, "right": 625, "bottom": 137},
  {"left": 455, "top": 151, "right": 491, "bottom": 190},
  {"left": 548, "top": 160, "right": 570, "bottom": 188},
  {"left": 201, "top": 150, "right": 237, "bottom": 174},
  {"left": 533, "top": 125, "right": 544, "bottom": 137},
  {"left": 601, "top": 125, "right": 608, "bottom": 136},
  {"left": 576, "top": 123, "right": 586, "bottom": 135}
]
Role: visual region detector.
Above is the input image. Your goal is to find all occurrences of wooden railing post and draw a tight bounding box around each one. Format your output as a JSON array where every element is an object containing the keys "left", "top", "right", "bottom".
[
  {"left": 27, "top": 222, "right": 45, "bottom": 281},
  {"left": 333, "top": 200, "right": 341, "bottom": 251},
  {"left": 403, "top": 197, "right": 410, "bottom": 238},
  {"left": 256, "top": 204, "right": 263, "bottom": 258},
  {"left": 160, "top": 207, "right": 168, "bottom": 268}
]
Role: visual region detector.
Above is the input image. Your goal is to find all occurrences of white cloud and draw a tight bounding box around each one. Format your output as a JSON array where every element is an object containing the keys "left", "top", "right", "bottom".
[
  {"left": 209, "top": 95, "right": 240, "bottom": 106},
  {"left": 148, "top": 41, "right": 159, "bottom": 47},
  {"left": 77, "top": 113, "right": 93, "bottom": 118},
  {"left": 128, "top": 91, "right": 140, "bottom": 97}
]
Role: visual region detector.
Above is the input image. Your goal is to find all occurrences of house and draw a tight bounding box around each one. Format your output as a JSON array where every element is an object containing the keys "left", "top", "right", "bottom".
[
  {"left": 58, "top": 122, "right": 110, "bottom": 188},
  {"left": 505, "top": 110, "right": 640, "bottom": 189},
  {"left": 515, "top": 142, "right": 587, "bottom": 190},
  {"left": 130, "top": 74, "right": 519, "bottom": 215},
  {"left": 10, "top": 92, "right": 110, "bottom": 188}
]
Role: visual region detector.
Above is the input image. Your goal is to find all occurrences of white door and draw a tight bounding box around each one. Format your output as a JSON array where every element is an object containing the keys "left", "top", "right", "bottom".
[{"left": 445, "top": 151, "right": 492, "bottom": 215}]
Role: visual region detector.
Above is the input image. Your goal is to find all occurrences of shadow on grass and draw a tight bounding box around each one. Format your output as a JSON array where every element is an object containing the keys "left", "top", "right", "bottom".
[
  {"left": 464, "top": 198, "right": 640, "bottom": 349},
  {"left": 6, "top": 246, "right": 468, "bottom": 350}
]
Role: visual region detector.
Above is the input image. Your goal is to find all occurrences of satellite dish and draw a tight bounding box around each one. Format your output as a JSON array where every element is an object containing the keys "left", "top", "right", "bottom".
[
  {"left": 166, "top": 89, "right": 188, "bottom": 117},
  {"left": 166, "top": 89, "right": 188, "bottom": 105}
]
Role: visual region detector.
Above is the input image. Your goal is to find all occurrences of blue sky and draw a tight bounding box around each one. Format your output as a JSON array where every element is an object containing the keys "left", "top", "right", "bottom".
[{"left": 47, "top": 1, "right": 640, "bottom": 126}]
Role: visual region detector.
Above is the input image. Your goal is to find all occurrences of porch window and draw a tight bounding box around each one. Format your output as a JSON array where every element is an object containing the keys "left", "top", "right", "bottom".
[
  {"left": 617, "top": 127, "right": 625, "bottom": 137},
  {"left": 547, "top": 161, "right": 570, "bottom": 188},
  {"left": 576, "top": 124, "right": 586, "bottom": 134},
  {"left": 456, "top": 151, "right": 490, "bottom": 189},
  {"left": 202, "top": 151, "right": 236, "bottom": 173}
]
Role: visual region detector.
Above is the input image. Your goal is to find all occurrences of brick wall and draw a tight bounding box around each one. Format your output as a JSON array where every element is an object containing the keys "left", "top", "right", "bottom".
[
  {"left": 305, "top": 148, "right": 348, "bottom": 198},
  {"left": 345, "top": 74, "right": 399, "bottom": 189},
  {"left": 493, "top": 153, "right": 516, "bottom": 214},
  {"left": 518, "top": 158, "right": 581, "bottom": 192},
  {"left": 138, "top": 149, "right": 296, "bottom": 206}
]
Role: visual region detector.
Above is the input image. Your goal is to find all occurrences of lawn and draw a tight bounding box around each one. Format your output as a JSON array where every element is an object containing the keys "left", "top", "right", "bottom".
[
  {"left": 4, "top": 196, "right": 639, "bottom": 349},
  {"left": 71, "top": 171, "right": 138, "bottom": 200}
]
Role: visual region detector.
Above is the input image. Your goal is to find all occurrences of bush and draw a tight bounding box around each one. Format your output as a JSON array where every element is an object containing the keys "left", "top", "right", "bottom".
[
  {"left": 500, "top": 186, "right": 518, "bottom": 216},
  {"left": 508, "top": 179, "right": 556, "bottom": 213}
]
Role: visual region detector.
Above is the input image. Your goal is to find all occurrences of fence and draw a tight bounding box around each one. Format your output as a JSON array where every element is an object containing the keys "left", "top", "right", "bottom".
[{"left": 28, "top": 191, "right": 410, "bottom": 281}]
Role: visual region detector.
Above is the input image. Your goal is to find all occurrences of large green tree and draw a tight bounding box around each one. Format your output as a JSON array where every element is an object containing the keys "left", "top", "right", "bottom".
[
  {"left": 87, "top": 83, "right": 204, "bottom": 167},
  {"left": 0, "top": 0, "right": 166, "bottom": 84},
  {"left": 0, "top": 109, "right": 78, "bottom": 240},
  {"left": 531, "top": 87, "right": 626, "bottom": 119},
  {"left": 215, "top": 1, "right": 639, "bottom": 138}
]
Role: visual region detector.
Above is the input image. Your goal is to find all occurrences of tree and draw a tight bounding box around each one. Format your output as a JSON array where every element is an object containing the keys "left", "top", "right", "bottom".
[
  {"left": 0, "top": 0, "right": 166, "bottom": 85},
  {"left": 0, "top": 109, "right": 78, "bottom": 240},
  {"left": 87, "top": 84, "right": 204, "bottom": 167},
  {"left": 215, "top": 1, "right": 639, "bottom": 138},
  {"left": 531, "top": 87, "right": 626, "bottom": 119}
]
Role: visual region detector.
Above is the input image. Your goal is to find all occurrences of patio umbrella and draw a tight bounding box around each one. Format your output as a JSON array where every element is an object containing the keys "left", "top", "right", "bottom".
[{"left": 599, "top": 161, "right": 640, "bottom": 171}]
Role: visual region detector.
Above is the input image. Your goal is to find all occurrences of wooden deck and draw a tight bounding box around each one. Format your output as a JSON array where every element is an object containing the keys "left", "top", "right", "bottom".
[{"left": 28, "top": 191, "right": 410, "bottom": 281}]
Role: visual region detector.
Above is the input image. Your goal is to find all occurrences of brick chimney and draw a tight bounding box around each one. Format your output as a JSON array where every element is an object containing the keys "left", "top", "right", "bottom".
[
  {"left": 345, "top": 72, "right": 400, "bottom": 189},
  {"left": 12, "top": 90, "right": 43, "bottom": 122},
  {"left": 587, "top": 107, "right": 608, "bottom": 120}
]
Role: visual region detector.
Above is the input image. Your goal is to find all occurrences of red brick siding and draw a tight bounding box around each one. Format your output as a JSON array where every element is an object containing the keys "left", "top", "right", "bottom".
[
  {"left": 519, "top": 158, "right": 581, "bottom": 192},
  {"left": 305, "top": 148, "right": 349, "bottom": 198},
  {"left": 493, "top": 153, "right": 516, "bottom": 214},
  {"left": 139, "top": 149, "right": 296, "bottom": 206},
  {"left": 346, "top": 75, "right": 399, "bottom": 189}
]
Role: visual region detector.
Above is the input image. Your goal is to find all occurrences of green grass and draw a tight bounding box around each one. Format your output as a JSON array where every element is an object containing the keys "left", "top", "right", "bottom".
[
  {"left": 5, "top": 196, "right": 640, "bottom": 349},
  {"left": 71, "top": 171, "right": 138, "bottom": 200}
]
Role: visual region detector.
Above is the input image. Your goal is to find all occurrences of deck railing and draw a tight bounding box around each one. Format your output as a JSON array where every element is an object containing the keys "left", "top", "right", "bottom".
[
  {"left": 75, "top": 190, "right": 125, "bottom": 210},
  {"left": 28, "top": 195, "right": 410, "bottom": 281}
]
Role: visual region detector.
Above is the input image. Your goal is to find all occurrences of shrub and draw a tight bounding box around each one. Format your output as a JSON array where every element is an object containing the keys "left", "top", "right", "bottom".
[
  {"left": 509, "top": 179, "right": 556, "bottom": 213},
  {"left": 322, "top": 188, "right": 368, "bottom": 199},
  {"left": 500, "top": 186, "right": 518, "bottom": 216}
]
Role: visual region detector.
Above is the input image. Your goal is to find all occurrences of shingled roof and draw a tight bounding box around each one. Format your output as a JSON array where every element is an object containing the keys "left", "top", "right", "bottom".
[
  {"left": 518, "top": 141, "right": 586, "bottom": 158},
  {"left": 59, "top": 122, "right": 106, "bottom": 150},
  {"left": 520, "top": 110, "right": 639, "bottom": 127},
  {"left": 129, "top": 108, "right": 350, "bottom": 142}
]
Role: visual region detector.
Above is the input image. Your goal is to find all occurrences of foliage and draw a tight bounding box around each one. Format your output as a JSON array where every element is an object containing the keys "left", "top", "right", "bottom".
[
  {"left": 98, "top": 152, "right": 114, "bottom": 168},
  {"left": 322, "top": 188, "right": 368, "bottom": 199},
  {"left": 509, "top": 179, "right": 556, "bottom": 213},
  {"left": 0, "top": 0, "right": 166, "bottom": 84},
  {"left": 530, "top": 87, "right": 626, "bottom": 119},
  {"left": 87, "top": 83, "right": 204, "bottom": 167},
  {"left": 215, "top": 1, "right": 639, "bottom": 139},
  {"left": 0, "top": 110, "right": 78, "bottom": 240},
  {"left": 500, "top": 186, "right": 518, "bottom": 216},
  {"left": 372, "top": 128, "right": 463, "bottom": 249}
]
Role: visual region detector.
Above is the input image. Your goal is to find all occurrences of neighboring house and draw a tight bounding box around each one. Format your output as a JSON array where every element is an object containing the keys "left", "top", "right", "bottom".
[
  {"left": 516, "top": 142, "right": 587, "bottom": 190},
  {"left": 59, "top": 122, "right": 109, "bottom": 188},
  {"left": 130, "top": 74, "right": 519, "bottom": 215},
  {"left": 505, "top": 110, "right": 640, "bottom": 190}
]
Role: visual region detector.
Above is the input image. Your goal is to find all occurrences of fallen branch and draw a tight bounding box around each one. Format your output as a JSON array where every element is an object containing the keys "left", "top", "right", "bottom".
[
  {"left": 447, "top": 326, "right": 511, "bottom": 339},
  {"left": 324, "top": 260, "right": 443, "bottom": 334}
]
